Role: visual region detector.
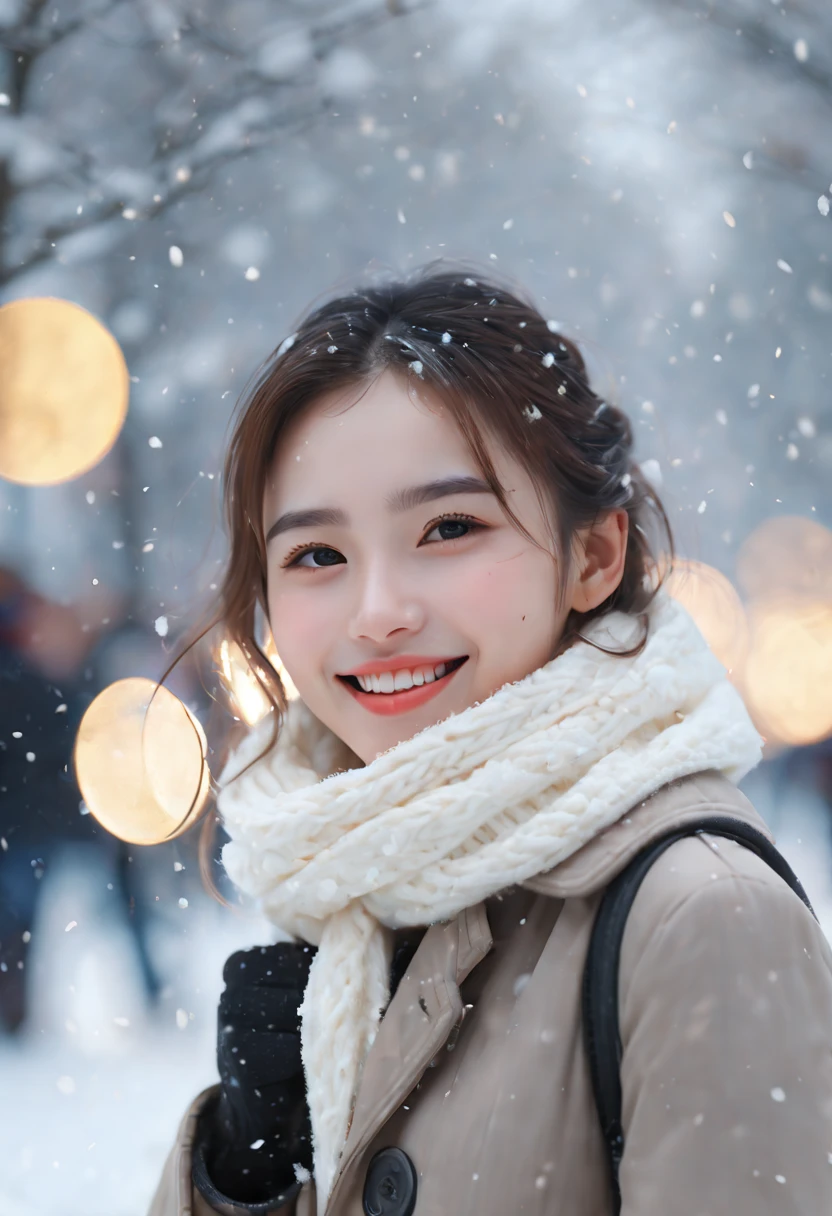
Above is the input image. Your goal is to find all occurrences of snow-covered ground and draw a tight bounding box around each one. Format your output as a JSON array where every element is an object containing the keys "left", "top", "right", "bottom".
[
  {"left": 2, "top": 777, "right": 831, "bottom": 1216},
  {"left": 0, "top": 848, "right": 273, "bottom": 1216}
]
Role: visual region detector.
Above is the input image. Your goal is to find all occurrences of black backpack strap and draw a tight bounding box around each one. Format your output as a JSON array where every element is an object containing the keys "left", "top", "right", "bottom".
[{"left": 581, "top": 815, "right": 816, "bottom": 1215}]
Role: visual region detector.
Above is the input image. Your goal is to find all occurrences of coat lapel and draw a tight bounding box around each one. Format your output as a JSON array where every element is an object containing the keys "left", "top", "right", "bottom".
[{"left": 326, "top": 904, "right": 492, "bottom": 1207}]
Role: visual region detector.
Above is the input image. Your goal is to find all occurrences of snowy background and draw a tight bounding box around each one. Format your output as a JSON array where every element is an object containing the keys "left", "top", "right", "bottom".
[{"left": 1, "top": 0, "right": 832, "bottom": 1212}]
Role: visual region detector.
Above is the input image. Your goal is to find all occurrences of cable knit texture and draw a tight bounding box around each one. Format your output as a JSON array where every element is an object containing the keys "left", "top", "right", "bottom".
[{"left": 217, "top": 593, "right": 762, "bottom": 1210}]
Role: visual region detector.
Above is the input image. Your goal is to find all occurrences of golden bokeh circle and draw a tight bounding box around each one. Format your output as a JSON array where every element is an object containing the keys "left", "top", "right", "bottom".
[
  {"left": 0, "top": 297, "right": 129, "bottom": 486},
  {"left": 737, "top": 516, "right": 832, "bottom": 603},
  {"left": 74, "top": 678, "right": 210, "bottom": 846},
  {"left": 743, "top": 601, "right": 832, "bottom": 747},
  {"left": 665, "top": 559, "right": 749, "bottom": 675}
]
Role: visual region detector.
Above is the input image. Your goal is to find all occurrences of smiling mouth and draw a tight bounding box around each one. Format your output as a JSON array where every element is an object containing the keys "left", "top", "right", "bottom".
[{"left": 337, "top": 656, "right": 468, "bottom": 694}]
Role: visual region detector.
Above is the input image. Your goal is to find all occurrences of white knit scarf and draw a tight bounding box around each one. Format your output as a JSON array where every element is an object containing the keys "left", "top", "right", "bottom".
[{"left": 218, "top": 593, "right": 762, "bottom": 1208}]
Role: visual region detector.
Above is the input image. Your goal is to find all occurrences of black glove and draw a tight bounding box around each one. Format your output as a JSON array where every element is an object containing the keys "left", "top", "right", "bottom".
[
  {"left": 195, "top": 942, "right": 316, "bottom": 1208},
  {"left": 194, "top": 929, "right": 427, "bottom": 1210}
]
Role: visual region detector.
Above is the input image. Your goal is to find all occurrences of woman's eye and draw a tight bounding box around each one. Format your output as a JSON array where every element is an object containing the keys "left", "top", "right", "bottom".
[
  {"left": 422, "top": 515, "right": 482, "bottom": 544},
  {"left": 284, "top": 546, "right": 344, "bottom": 569}
]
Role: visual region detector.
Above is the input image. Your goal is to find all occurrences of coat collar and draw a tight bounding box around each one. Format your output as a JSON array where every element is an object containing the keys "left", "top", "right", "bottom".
[
  {"left": 326, "top": 903, "right": 492, "bottom": 1207},
  {"left": 522, "top": 769, "right": 771, "bottom": 899}
]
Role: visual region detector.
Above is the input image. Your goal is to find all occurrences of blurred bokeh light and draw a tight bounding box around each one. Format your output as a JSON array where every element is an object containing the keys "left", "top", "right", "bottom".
[
  {"left": 742, "top": 602, "right": 832, "bottom": 748},
  {"left": 218, "top": 638, "right": 272, "bottom": 726},
  {"left": 737, "top": 517, "right": 832, "bottom": 605},
  {"left": 217, "top": 635, "right": 298, "bottom": 725},
  {"left": 74, "top": 677, "right": 209, "bottom": 845},
  {"left": 665, "top": 558, "right": 749, "bottom": 677},
  {"left": 262, "top": 634, "right": 300, "bottom": 703},
  {"left": 0, "top": 297, "right": 128, "bottom": 486}
]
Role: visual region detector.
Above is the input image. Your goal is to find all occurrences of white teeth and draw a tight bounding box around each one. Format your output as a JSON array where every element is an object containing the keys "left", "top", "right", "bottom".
[{"left": 352, "top": 660, "right": 458, "bottom": 693}]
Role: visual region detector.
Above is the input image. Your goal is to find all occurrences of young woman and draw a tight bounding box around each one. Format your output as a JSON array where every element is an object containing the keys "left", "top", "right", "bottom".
[{"left": 149, "top": 266, "right": 832, "bottom": 1216}]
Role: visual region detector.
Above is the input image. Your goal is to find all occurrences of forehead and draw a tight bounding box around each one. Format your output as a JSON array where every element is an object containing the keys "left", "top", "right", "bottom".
[{"left": 264, "top": 370, "right": 479, "bottom": 506}]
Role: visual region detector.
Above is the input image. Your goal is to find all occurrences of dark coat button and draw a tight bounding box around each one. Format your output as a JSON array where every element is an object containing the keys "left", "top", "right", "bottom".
[{"left": 362, "top": 1147, "right": 417, "bottom": 1216}]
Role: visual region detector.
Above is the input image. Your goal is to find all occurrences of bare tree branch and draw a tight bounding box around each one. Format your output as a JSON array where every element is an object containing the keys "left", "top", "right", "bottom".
[
  {"left": 648, "top": 0, "right": 832, "bottom": 109},
  {"left": 0, "top": 0, "right": 428, "bottom": 285}
]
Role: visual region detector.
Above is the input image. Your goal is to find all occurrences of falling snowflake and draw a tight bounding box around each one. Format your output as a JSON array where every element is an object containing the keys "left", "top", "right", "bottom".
[
  {"left": 169, "top": 246, "right": 184, "bottom": 268},
  {"left": 641, "top": 459, "right": 663, "bottom": 488}
]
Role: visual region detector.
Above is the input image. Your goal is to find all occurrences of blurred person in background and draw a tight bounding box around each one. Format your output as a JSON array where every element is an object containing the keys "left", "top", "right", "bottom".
[
  {"left": 0, "top": 566, "right": 91, "bottom": 1031},
  {"left": 150, "top": 267, "right": 832, "bottom": 1216},
  {"left": 0, "top": 568, "right": 163, "bottom": 1032}
]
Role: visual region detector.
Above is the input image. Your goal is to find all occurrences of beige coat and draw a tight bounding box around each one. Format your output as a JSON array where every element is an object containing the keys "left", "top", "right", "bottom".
[{"left": 149, "top": 771, "right": 832, "bottom": 1216}]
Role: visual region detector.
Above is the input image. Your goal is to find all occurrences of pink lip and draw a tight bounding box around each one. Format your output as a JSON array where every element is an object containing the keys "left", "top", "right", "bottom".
[
  {"left": 338, "top": 657, "right": 468, "bottom": 717},
  {"left": 341, "top": 654, "right": 466, "bottom": 677}
]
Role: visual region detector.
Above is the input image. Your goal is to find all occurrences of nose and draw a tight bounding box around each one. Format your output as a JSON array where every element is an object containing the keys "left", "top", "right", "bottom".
[{"left": 347, "top": 560, "right": 425, "bottom": 644}]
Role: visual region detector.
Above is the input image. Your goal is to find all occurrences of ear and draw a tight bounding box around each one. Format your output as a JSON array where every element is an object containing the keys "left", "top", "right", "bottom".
[{"left": 569, "top": 509, "right": 629, "bottom": 614}]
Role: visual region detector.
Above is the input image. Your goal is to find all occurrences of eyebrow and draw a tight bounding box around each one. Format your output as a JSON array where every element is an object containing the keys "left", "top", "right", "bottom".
[{"left": 265, "top": 475, "right": 494, "bottom": 544}]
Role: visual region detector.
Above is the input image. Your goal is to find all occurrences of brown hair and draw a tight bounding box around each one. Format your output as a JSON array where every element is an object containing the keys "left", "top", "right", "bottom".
[{"left": 192, "top": 261, "right": 673, "bottom": 878}]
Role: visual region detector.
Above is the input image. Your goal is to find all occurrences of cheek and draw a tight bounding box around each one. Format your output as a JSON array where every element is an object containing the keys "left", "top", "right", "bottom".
[
  {"left": 451, "top": 551, "right": 559, "bottom": 635},
  {"left": 268, "top": 584, "right": 332, "bottom": 674}
]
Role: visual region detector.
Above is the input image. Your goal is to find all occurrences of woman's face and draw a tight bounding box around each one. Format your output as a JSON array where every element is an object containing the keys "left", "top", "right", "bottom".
[{"left": 262, "top": 369, "right": 570, "bottom": 763}]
